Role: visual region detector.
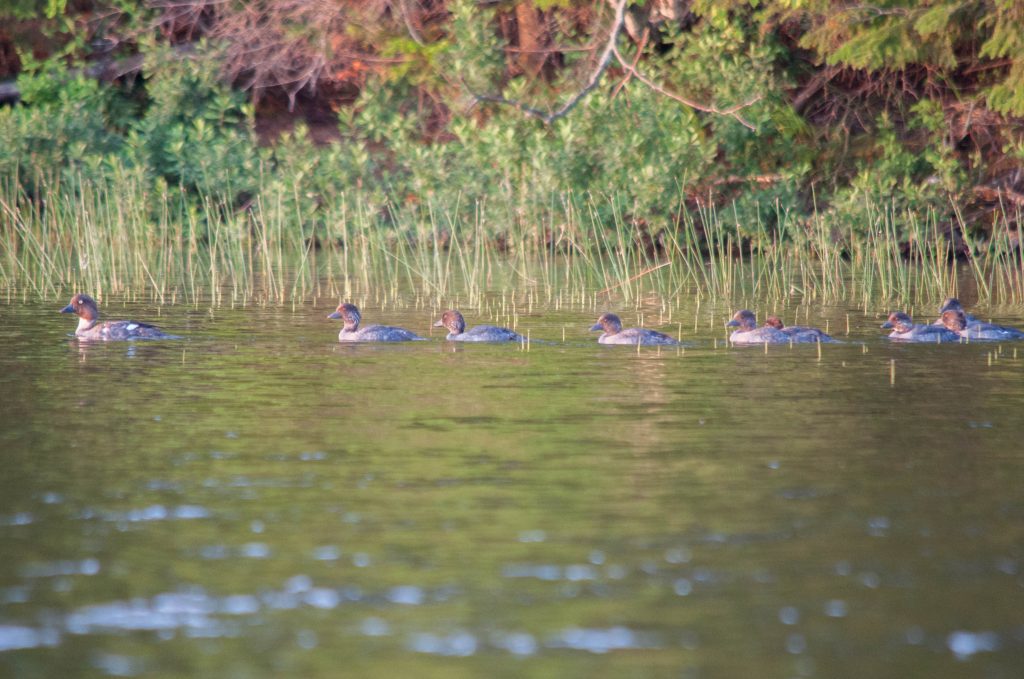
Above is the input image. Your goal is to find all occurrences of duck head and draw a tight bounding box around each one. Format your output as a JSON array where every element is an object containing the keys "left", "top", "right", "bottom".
[
  {"left": 938, "top": 297, "right": 964, "bottom": 314},
  {"left": 433, "top": 310, "right": 466, "bottom": 335},
  {"left": 60, "top": 293, "right": 99, "bottom": 330},
  {"left": 881, "top": 311, "right": 914, "bottom": 333},
  {"left": 590, "top": 313, "right": 623, "bottom": 335},
  {"left": 726, "top": 310, "right": 757, "bottom": 331},
  {"left": 764, "top": 315, "right": 785, "bottom": 330},
  {"left": 327, "top": 303, "right": 361, "bottom": 331},
  {"left": 939, "top": 309, "right": 967, "bottom": 332}
]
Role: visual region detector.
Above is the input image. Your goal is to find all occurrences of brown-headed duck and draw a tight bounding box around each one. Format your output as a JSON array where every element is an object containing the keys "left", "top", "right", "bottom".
[
  {"left": 327, "top": 303, "right": 424, "bottom": 342},
  {"left": 726, "top": 310, "right": 789, "bottom": 345},
  {"left": 932, "top": 298, "right": 979, "bottom": 325},
  {"left": 882, "top": 311, "right": 960, "bottom": 342},
  {"left": 433, "top": 310, "right": 523, "bottom": 342},
  {"left": 60, "top": 293, "right": 175, "bottom": 340},
  {"left": 764, "top": 316, "right": 837, "bottom": 343},
  {"left": 933, "top": 298, "right": 1024, "bottom": 339},
  {"left": 939, "top": 308, "right": 1024, "bottom": 341},
  {"left": 590, "top": 312, "right": 679, "bottom": 346}
]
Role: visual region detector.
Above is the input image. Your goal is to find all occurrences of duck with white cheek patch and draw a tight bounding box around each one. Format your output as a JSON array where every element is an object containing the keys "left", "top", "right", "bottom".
[{"left": 60, "top": 294, "right": 176, "bottom": 341}]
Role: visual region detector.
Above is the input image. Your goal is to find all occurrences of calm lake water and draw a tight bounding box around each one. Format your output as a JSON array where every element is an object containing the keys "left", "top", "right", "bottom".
[{"left": 2, "top": 293, "right": 1024, "bottom": 678}]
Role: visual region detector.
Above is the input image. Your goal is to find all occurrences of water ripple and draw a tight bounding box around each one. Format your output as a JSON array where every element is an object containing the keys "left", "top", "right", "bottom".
[
  {"left": 408, "top": 631, "right": 478, "bottom": 656},
  {"left": 947, "top": 630, "right": 1000, "bottom": 660},
  {"left": 546, "top": 626, "right": 659, "bottom": 654},
  {"left": 74, "top": 505, "right": 211, "bottom": 523},
  {"left": 0, "top": 625, "right": 60, "bottom": 652},
  {"left": 20, "top": 558, "right": 100, "bottom": 578}
]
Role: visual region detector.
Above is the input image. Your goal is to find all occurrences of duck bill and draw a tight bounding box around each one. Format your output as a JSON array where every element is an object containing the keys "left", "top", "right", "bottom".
[
  {"left": 60, "top": 304, "right": 74, "bottom": 314},
  {"left": 327, "top": 311, "right": 342, "bottom": 320},
  {"left": 589, "top": 323, "right": 602, "bottom": 331},
  {"left": 725, "top": 320, "right": 739, "bottom": 327},
  {"left": 432, "top": 319, "right": 444, "bottom": 328},
  {"left": 880, "top": 321, "right": 893, "bottom": 329}
]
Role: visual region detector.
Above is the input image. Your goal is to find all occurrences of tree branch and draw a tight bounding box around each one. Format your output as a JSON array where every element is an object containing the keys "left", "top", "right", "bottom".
[
  {"left": 610, "top": 27, "right": 649, "bottom": 100},
  {"left": 611, "top": 44, "right": 762, "bottom": 130},
  {"left": 468, "top": 0, "right": 762, "bottom": 130},
  {"left": 468, "top": 0, "right": 629, "bottom": 125}
]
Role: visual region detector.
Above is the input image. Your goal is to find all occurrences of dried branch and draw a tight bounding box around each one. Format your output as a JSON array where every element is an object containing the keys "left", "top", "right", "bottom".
[
  {"left": 709, "top": 174, "right": 784, "bottom": 187},
  {"left": 792, "top": 64, "right": 840, "bottom": 113},
  {"left": 597, "top": 261, "right": 671, "bottom": 295},
  {"left": 974, "top": 185, "right": 1024, "bottom": 207}
]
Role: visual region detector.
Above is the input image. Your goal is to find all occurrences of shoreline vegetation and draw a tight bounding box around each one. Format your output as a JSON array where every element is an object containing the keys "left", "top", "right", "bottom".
[
  {"left": 4, "top": 174, "right": 1024, "bottom": 308},
  {"left": 1, "top": 1, "right": 1023, "bottom": 306}
]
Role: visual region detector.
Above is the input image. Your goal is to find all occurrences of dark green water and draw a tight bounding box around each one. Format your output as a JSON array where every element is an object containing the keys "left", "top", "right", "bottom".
[{"left": 2, "top": 295, "right": 1024, "bottom": 678}]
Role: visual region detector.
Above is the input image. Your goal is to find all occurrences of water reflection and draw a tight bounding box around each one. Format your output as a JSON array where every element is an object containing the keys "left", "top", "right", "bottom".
[{"left": 2, "top": 297, "right": 1024, "bottom": 677}]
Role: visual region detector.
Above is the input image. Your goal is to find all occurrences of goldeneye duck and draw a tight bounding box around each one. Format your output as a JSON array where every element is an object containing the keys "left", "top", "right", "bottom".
[
  {"left": 932, "top": 297, "right": 979, "bottom": 326},
  {"left": 939, "top": 307, "right": 1024, "bottom": 340},
  {"left": 882, "top": 311, "right": 960, "bottom": 342},
  {"left": 433, "top": 309, "right": 523, "bottom": 342},
  {"left": 933, "top": 298, "right": 1024, "bottom": 339},
  {"left": 60, "top": 293, "right": 175, "bottom": 341},
  {"left": 726, "top": 310, "right": 789, "bottom": 345},
  {"left": 327, "top": 303, "right": 424, "bottom": 342},
  {"left": 764, "top": 315, "right": 837, "bottom": 343},
  {"left": 590, "top": 312, "right": 680, "bottom": 345}
]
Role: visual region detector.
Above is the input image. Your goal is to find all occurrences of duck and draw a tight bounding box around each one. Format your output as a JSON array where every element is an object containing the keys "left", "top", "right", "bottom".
[
  {"left": 60, "top": 293, "right": 175, "bottom": 340},
  {"left": 933, "top": 298, "right": 1024, "bottom": 340},
  {"left": 726, "top": 310, "right": 789, "bottom": 345},
  {"left": 938, "top": 307, "right": 1024, "bottom": 341},
  {"left": 433, "top": 310, "right": 523, "bottom": 342},
  {"left": 932, "top": 298, "right": 979, "bottom": 326},
  {"left": 327, "top": 303, "right": 424, "bottom": 342},
  {"left": 764, "top": 316, "right": 837, "bottom": 343},
  {"left": 590, "top": 312, "right": 680, "bottom": 346},
  {"left": 882, "top": 311, "right": 960, "bottom": 342}
]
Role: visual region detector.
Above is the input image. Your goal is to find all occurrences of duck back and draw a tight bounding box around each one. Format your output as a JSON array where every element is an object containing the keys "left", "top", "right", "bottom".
[
  {"left": 340, "top": 324, "right": 423, "bottom": 342},
  {"left": 454, "top": 325, "right": 524, "bottom": 342},
  {"left": 599, "top": 327, "right": 679, "bottom": 346},
  {"left": 729, "top": 327, "right": 790, "bottom": 345}
]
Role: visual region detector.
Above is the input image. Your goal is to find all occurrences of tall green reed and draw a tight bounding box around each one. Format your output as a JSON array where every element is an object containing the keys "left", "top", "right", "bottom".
[{"left": 2, "top": 174, "right": 1021, "bottom": 311}]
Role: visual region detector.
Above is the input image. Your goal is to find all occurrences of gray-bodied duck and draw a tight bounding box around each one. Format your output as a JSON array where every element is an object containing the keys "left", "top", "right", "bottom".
[
  {"left": 433, "top": 310, "right": 523, "bottom": 342},
  {"left": 590, "top": 313, "right": 679, "bottom": 346},
  {"left": 327, "top": 303, "right": 424, "bottom": 342}
]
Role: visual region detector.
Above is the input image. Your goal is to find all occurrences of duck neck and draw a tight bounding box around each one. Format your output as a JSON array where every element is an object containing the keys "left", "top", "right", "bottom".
[{"left": 77, "top": 317, "right": 97, "bottom": 333}]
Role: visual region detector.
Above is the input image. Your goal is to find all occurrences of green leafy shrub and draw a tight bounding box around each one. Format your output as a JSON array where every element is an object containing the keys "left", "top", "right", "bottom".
[{"left": 828, "top": 101, "right": 966, "bottom": 239}]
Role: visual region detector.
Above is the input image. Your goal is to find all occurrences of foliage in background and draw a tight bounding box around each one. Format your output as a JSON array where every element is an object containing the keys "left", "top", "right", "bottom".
[{"left": 0, "top": 0, "right": 1021, "bottom": 257}]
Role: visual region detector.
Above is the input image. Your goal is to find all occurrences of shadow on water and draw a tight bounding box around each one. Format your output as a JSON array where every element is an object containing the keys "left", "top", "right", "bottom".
[{"left": 1, "top": 293, "right": 1024, "bottom": 678}]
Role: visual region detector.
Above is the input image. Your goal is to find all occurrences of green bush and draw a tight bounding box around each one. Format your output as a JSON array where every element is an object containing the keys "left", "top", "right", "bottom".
[{"left": 828, "top": 101, "right": 966, "bottom": 239}]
